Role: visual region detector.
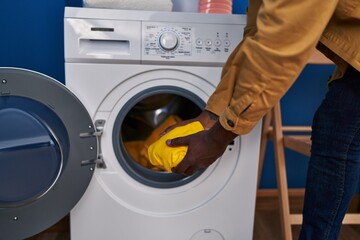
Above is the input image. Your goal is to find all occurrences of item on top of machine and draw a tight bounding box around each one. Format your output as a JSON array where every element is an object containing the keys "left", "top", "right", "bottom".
[
  {"left": 172, "top": 0, "right": 199, "bottom": 12},
  {"left": 148, "top": 121, "right": 204, "bottom": 172},
  {"left": 198, "top": 0, "right": 232, "bottom": 14},
  {"left": 83, "top": 0, "right": 173, "bottom": 12}
]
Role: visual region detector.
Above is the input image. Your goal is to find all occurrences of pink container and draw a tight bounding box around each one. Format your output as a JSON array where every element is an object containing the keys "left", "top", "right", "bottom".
[
  {"left": 199, "top": 3, "right": 232, "bottom": 10},
  {"left": 198, "top": 0, "right": 232, "bottom": 14},
  {"left": 199, "top": 0, "right": 232, "bottom": 4},
  {"left": 199, "top": 1, "right": 232, "bottom": 6},
  {"left": 199, "top": 8, "right": 232, "bottom": 14}
]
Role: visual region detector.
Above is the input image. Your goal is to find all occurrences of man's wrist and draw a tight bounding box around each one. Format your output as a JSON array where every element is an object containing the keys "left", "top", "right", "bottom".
[
  {"left": 206, "top": 110, "right": 218, "bottom": 121},
  {"left": 211, "top": 121, "right": 238, "bottom": 144},
  {"left": 199, "top": 110, "right": 218, "bottom": 130}
]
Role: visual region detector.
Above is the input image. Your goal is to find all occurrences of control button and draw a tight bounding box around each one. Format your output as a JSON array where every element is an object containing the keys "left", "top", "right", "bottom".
[
  {"left": 205, "top": 39, "right": 212, "bottom": 46},
  {"left": 214, "top": 39, "right": 222, "bottom": 47},
  {"left": 227, "top": 120, "right": 235, "bottom": 127},
  {"left": 159, "top": 31, "right": 179, "bottom": 51},
  {"left": 196, "top": 38, "right": 203, "bottom": 46},
  {"left": 223, "top": 39, "right": 231, "bottom": 47}
]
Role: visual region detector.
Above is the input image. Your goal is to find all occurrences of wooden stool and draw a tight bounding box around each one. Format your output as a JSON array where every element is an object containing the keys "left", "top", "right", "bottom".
[{"left": 257, "top": 50, "right": 360, "bottom": 240}]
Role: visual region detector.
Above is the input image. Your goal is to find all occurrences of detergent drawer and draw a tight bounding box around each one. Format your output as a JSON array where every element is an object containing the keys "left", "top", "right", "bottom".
[{"left": 65, "top": 18, "right": 141, "bottom": 63}]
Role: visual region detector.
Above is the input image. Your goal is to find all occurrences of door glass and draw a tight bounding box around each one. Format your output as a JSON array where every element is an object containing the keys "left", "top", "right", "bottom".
[
  {"left": 122, "top": 93, "right": 199, "bottom": 171},
  {"left": 113, "top": 87, "right": 204, "bottom": 188},
  {"left": 0, "top": 101, "right": 64, "bottom": 207}
]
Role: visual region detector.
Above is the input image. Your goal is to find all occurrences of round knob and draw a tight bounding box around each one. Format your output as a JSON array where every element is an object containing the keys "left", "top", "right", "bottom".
[{"left": 159, "top": 31, "right": 179, "bottom": 51}]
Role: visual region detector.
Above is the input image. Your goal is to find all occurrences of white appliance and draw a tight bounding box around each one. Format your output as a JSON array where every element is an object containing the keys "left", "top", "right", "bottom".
[
  {"left": 65, "top": 7, "right": 260, "bottom": 240},
  {"left": 0, "top": 7, "right": 261, "bottom": 240}
]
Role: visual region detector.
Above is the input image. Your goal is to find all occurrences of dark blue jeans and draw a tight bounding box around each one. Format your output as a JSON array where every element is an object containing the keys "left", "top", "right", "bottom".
[{"left": 299, "top": 66, "right": 360, "bottom": 240}]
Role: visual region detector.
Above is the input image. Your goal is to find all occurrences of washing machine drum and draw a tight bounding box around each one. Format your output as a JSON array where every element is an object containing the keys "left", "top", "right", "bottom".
[{"left": 0, "top": 68, "right": 98, "bottom": 240}]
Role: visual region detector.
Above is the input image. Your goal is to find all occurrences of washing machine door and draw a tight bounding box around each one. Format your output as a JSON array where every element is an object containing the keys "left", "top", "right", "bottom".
[{"left": 0, "top": 68, "right": 98, "bottom": 240}]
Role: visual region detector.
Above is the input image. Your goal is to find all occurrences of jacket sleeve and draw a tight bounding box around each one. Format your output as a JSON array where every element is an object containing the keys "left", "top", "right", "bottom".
[
  {"left": 206, "top": 0, "right": 262, "bottom": 118},
  {"left": 206, "top": 0, "right": 339, "bottom": 135}
]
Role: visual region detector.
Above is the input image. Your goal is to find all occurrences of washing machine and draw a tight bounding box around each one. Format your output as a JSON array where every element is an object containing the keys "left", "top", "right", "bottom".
[{"left": 0, "top": 7, "right": 261, "bottom": 240}]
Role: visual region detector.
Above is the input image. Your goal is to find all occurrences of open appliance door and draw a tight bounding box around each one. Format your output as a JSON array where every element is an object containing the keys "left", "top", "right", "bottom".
[{"left": 0, "top": 68, "right": 99, "bottom": 240}]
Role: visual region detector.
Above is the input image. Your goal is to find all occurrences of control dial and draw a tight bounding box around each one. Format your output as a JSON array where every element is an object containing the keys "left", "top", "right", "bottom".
[{"left": 159, "top": 31, "right": 179, "bottom": 51}]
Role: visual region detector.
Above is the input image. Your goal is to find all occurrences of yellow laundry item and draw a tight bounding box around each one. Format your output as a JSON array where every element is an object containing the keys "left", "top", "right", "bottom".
[
  {"left": 148, "top": 121, "right": 204, "bottom": 172},
  {"left": 124, "top": 141, "right": 162, "bottom": 171},
  {"left": 145, "top": 115, "right": 182, "bottom": 147},
  {"left": 124, "top": 115, "right": 182, "bottom": 171}
]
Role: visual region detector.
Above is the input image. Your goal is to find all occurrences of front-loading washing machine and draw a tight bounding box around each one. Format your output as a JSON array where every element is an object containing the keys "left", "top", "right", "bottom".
[{"left": 0, "top": 7, "right": 261, "bottom": 240}]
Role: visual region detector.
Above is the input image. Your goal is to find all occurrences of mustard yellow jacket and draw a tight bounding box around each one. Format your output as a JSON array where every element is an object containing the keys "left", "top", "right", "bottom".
[{"left": 205, "top": 0, "right": 360, "bottom": 135}]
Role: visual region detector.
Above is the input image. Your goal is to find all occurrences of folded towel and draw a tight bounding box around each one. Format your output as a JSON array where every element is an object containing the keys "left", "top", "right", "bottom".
[
  {"left": 84, "top": 0, "right": 173, "bottom": 11},
  {"left": 148, "top": 121, "right": 204, "bottom": 172}
]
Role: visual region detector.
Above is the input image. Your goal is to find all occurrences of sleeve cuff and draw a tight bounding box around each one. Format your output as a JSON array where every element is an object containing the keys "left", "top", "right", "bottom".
[{"left": 219, "top": 107, "right": 259, "bottom": 135}]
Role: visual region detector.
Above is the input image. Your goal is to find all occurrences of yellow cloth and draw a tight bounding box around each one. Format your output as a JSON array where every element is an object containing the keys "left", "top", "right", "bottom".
[
  {"left": 124, "top": 115, "right": 182, "bottom": 171},
  {"left": 124, "top": 141, "right": 162, "bottom": 171},
  {"left": 148, "top": 121, "right": 204, "bottom": 172},
  {"left": 145, "top": 115, "right": 182, "bottom": 147}
]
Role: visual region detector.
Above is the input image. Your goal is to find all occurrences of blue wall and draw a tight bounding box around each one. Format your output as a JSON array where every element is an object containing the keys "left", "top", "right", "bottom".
[
  {"left": 0, "top": 1, "right": 335, "bottom": 189},
  {"left": 260, "top": 65, "right": 332, "bottom": 188},
  {"left": 0, "top": 1, "right": 67, "bottom": 83}
]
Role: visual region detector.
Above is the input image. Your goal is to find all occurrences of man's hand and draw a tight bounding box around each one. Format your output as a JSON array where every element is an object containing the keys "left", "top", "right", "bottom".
[
  {"left": 166, "top": 121, "right": 238, "bottom": 175},
  {"left": 161, "top": 110, "right": 218, "bottom": 137}
]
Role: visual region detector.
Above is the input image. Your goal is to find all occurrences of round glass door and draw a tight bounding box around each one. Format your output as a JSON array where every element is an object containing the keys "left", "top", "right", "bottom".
[
  {"left": 0, "top": 68, "right": 97, "bottom": 240},
  {"left": 0, "top": 107, "right": 63, "bottom": 207},
  {"left": 113, "top": 86, "right": 204, "bottom": 188}
]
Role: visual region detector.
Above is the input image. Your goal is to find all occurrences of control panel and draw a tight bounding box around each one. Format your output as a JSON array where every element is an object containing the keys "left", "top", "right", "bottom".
[
  {"left": 142, "top": 22, "right": 244, "bottom": 66},
  {"left": 65, "top": 9, "right": 246, "bottom": 66},
  {"left": 144, "top": 25, "right": 192, "bottom": 57}
]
